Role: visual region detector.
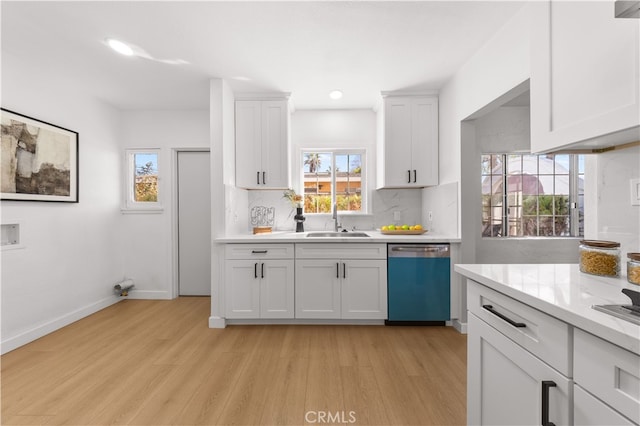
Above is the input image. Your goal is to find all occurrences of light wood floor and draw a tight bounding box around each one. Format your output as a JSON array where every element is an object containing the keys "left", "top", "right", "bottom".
[{"left": 2, "top": 298, "right": 466, "bottom": 425}]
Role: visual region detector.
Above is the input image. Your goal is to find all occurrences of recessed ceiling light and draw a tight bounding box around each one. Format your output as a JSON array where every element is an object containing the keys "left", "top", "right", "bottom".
[
  {"left": 106, "top": 38, "right": 134, "bottom": 56},
  {"left": 329, "top": 90, "right": 343, "bottom": 100}
]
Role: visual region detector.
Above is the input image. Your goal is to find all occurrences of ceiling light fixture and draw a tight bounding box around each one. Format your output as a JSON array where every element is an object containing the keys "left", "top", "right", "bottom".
[
  {"left": 106, "top": 38, "right": 134, "bottom": 56},
  {"left": 329, "top": 90, "right": 343, "bottom": 100}
]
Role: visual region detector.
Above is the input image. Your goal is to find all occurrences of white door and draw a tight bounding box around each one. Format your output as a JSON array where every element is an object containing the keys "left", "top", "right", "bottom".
[
  {"left": 261, "top": 100, "right": 289, "bottom": 189},
  {"left": 467, "top": 313, "right": 571, "bottom": 426},
  {"left": 260, "top": 259, "right": 295, "bottom": 319},
  {"left": 178, "top": 151, "right": 211, "bottom": 296},
  {"left": 342, "top": 259, "right": 387, "bottom": 319},
  {"left": 225, "top": 260, "right": 260, "bottom": 318},
  {"left": 384, "top": 97, "right": 412, "bottom": 187},
  {"left": 295, "top": 259, "right": 341, "bottom": 319}
]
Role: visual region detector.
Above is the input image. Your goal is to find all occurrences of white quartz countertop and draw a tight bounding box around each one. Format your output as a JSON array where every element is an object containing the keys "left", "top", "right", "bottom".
[
  {"left": 455, "top": 263, "right": 640, "bottom": 355},
  {"left": 216, "top": 230, "right": 461, "bottom": 243}
]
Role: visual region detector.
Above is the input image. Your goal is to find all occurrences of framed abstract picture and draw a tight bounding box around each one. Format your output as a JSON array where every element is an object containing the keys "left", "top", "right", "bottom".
[{"left": 1, "top": 108, "right": 79, "bottom": 202}]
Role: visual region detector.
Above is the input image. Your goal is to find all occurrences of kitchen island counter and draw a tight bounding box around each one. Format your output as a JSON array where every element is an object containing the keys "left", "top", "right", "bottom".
[{"left": 455, "top": 263, "right": 640, "bottom": 355}]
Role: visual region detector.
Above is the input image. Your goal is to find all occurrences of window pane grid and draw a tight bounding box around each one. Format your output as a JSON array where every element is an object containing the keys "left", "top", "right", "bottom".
[
  {"left": 303, "top": 151, "right": 363, "bottom": 214},
  {"left": 481, "top": 153, "right": 583, "bottom": 238}
]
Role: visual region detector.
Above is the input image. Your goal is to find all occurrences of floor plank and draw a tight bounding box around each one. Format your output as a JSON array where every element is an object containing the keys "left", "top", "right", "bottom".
[{"left": 2, "top": 298, "right": 466, "bottom": 425}]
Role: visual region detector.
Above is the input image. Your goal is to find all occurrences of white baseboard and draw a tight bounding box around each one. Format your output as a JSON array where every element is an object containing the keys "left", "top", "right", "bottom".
[
  {"left": 225, "top": 319, "right": 386, "bottom": 326},
  {"left": 124, "top": 290, "right": 171, "bottom": 300},
  {"left": 209, "top": 316, "right": 227, "bottom": 328},
  {"left": 452, "top": 319, "right": 467, "bottom": 334},
  {"left": 1, "top": 295, "right": 122, "bottom": 355}
]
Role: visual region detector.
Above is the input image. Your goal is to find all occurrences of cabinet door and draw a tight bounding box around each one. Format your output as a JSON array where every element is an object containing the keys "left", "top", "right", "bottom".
[
  {"left": 260, "top": 259, "right": 294, "bottom": 319},
  {"left": 467, "top": 313, "right": 571, "bottom": 426},
  {"left": 410, "top": 97, "right": 438, "bottom": 186},
  {"left": 574, "top": 384, "right": 636, "bottom": 426},
  {"left": 530, "top": 1, "right": 640, "bottom": 152},
  {"left": 295, "top": 259, "right": 341, "bottom": 319},
  {"left": 225, "top": 260, "right": 260, "bottom": 319},
  {"left": 341, "top": 259, "right": 387, "bottom": 319},
  {"left": 235, "top": 101, "right": 263, "bottom": 189},
  {"left": 383, "top": 97, "right": 413, "bottom": 187},
  {"left": 261, "top": 101, "right": 289, "bottom": 189}
]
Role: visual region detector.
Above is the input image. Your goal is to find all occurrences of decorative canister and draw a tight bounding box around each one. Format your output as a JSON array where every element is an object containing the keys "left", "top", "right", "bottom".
[
  {"left": 579, "top": 240, "right": 621, "bottom": 277},
  {"left": 627, "top": 253, "right": 640, "bottom": 285}
]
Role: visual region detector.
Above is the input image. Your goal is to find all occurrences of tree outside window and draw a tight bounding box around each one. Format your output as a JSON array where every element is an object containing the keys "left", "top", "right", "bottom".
[
  {"left": 481, "top": 153, "right": 584, "bottom": 237},
  {"left": 302, "top": 151, "right": 364, "bottom": 214}
]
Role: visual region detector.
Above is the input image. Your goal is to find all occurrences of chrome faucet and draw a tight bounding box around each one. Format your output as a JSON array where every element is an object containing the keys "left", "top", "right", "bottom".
[{"left": 332, "top": 203, "right": 342, "bottom": 232}]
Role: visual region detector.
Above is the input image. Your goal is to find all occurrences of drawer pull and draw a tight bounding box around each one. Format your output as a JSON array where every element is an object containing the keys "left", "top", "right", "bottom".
[
  {"left": 343, "top": 262, "right": 346, "bottom": 279},
  {"left": 413, "top": 169, "right": 417, "bottom": 183},
  {"left": 336, "top": 263, "right": 340, "bottom": 278},
  {"left": 407, "top": 170, "right": 411, "bottom": 183},
  {"left": 263, "top": 171, "right": 266, "bottom": 185},
  {"left": 482, "top": 304, "right": 526, "bottom": 328},
  {"left": 542, "top": 380, "right": 557, "bottom": 426},
  {"left": 251, "top": 250, "right": 268, "bottom": 254},
  {"left": 261, "top": 263, "right": 265, "bottom": 279},
  {"left": 254, "top": 263, "right": 258, "bottom": 279},
  {"left": 257, "top": 171, "right": 260, "bottom": 185}
]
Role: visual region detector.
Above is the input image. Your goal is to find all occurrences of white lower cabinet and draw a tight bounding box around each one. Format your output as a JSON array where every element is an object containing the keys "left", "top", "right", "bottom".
[
  {"left": 573, "top": 328, "right": 640, "bottom": 425},
  {"left": 468, "top": 312, "right": 571, "bottom": 426},
  {"left": 295, "top": 259, "right": 387, "bottom": 319},
  {"left": 295, "top": 244, "right": 387, "bottom": 320},
  {"left": 574, "top": 384, "right": 636, "bottom": 426},
  {"left": 224, "top": 244, "right": 294, "bottom": 319},
  {"left": 467, "top": 279, "right": 571, "bottom": 426}
]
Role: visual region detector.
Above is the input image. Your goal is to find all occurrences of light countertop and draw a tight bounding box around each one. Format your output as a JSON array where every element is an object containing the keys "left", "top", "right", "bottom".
[
  {"left": 216, "top": 230, "right": 461, "bottom": 243},
  {"left": 455, "top": 263, "right": 640, "bottom": 355}
]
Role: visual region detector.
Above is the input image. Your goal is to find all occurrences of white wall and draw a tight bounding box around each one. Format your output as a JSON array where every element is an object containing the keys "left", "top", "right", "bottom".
[
  {"left": 1, "top": 52, "right": 123, "bottom": 353},
  {"left": 120, "top": 110, "right": 209, "bottom": 300},
  {"left": 436, "top": 4, "right": 533, "bottom": 327},
  {"left": 439, "top": 3, "right": 532, "bottom": 188},
  {"left": 590, "top": 145, "right": 640, "bottom": 259},
  {"left": 244, "top": 109, "right": 423, "bottom": 233},
  {"left": 210, "top": 79, "right": 237, "bottom": 326},
  {"left": 470, "top": 106, "right": 579, "bottom": 264}
]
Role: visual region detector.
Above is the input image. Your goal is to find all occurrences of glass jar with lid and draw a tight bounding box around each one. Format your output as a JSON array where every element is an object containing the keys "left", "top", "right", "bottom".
[
  {"left": 579, "top": 240, "right": 621, "bottom": 277},
  {"left": 627, "top": 253, "right": 640, "bottom": 285}
]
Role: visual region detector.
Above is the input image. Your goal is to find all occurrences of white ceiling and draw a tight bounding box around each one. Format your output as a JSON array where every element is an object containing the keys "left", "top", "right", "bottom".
[{"left": 1, "top": 1, "right": 525, "bottom": 111}]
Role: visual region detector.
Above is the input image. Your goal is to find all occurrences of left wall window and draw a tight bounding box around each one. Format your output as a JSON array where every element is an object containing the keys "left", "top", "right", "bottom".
[{"left": 124, "top": 149, "right": 161, "bottom": 211}]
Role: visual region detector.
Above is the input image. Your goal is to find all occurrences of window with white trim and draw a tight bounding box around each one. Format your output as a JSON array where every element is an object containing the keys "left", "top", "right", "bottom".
[
  {"left": 481, "top": 153, "right": 584, "bottom": 237},
  {"left": 302, "top": 150, "right": 365, "bottom": 214},
  {"left": 124, "top": 149, "right": 161, "bottom": 211}
]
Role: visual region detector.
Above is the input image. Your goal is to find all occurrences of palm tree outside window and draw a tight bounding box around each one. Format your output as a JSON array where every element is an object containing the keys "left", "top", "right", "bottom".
[{"left": 302, "top": 150, "right": 364, "bottom": 214}]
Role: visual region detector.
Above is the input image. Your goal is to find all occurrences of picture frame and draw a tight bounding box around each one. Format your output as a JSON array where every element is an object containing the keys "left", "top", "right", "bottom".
[{"left": 1, "top": 108, "right": 79, "bottom": 203}]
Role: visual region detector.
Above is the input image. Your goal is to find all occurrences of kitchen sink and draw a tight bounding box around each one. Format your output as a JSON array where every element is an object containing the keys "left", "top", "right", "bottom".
[{"left": 306, "top": 232, "right": 370, "bottom": 238}]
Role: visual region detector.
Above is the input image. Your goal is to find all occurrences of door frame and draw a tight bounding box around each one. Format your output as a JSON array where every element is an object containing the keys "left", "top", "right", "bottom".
[{"left": 171, "top": 148, "right": 211, "bottom": 298}]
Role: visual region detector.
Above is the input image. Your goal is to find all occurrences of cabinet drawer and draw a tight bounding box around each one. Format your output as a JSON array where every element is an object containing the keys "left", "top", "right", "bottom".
[
  {"left": 574, "top": 384, "right": 636, "bottom": 426},
  {"left": 467, "top": 280, "right": 570, "bottom": 375},
  {"left": 295, "top": 243, "right": 386, "bottom": 259},
  {"left": 225, "top": 244, "right": 294, "bottom": 260},
  {"left": 574, "top": 328, "right": 640, "bottom": 424}
]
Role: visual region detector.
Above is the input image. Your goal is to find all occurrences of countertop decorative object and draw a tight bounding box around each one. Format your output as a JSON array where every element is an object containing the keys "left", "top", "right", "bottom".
[
  {"left": 455, "top": 263, "right": 640, "bottom": 355},
  {"left": 250, "top": 206, "right": 275, "bottom": 234}
]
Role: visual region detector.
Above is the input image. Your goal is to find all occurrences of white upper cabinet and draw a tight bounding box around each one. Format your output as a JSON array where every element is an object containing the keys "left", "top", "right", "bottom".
[
  {"left": 235, "top": 98, "right": 290, "bottom": 189},
  {"left": 377, "top": 95, "right": 438, "bottom": 188},
  {"left": 530, "top": 0, "right": 640, "bottom": 153}
]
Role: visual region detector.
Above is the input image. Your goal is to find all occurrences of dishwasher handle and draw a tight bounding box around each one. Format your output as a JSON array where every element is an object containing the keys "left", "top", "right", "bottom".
[{"left": 388, "top": 244, "right": 449, "bottom": 258}]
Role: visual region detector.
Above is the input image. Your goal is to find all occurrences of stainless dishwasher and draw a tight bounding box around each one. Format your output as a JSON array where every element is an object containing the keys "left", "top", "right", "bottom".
[{"left": 386, "top": 244, "right": 450, "bottom": 324}]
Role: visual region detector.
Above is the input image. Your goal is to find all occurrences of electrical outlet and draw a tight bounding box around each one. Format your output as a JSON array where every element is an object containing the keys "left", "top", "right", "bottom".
[
  {"left": 428, "top": 211, "right": 433, "bottom": 221},
  {"left": 393, "top": 211, "right": 401, "bottom": 221},
  {"left": 631, "top": 179, "right": 640, "bottom": 206}
]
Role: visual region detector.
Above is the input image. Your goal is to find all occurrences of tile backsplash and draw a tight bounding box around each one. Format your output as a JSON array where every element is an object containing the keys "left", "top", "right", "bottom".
[{"left": 246, "top": 188, "right": 423, "bottom": 233}]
